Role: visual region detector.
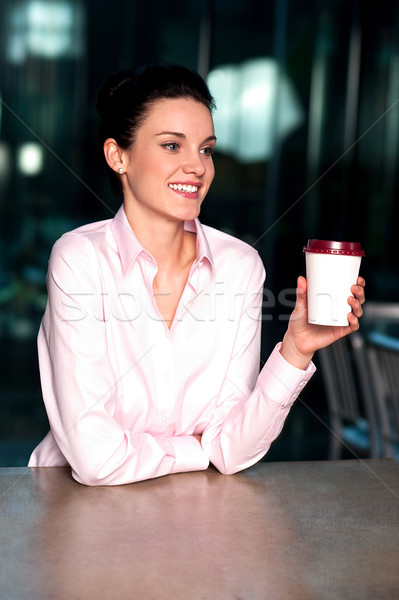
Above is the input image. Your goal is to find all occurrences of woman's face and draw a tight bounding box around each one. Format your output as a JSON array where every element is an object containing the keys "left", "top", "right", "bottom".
[{"left": 121, "top": 97, "right": 216, "bottom": 223}]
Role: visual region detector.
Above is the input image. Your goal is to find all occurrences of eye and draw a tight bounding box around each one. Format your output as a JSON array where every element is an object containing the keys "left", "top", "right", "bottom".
[
  {"left": 200, "top": 146, "right": 215, "bottom": 156},
  {"left": 161, "top": 142, "right": 180, "bottom": 152}
]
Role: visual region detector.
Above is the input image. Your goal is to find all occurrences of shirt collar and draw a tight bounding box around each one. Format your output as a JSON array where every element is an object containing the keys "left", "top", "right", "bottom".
[
  {"left": 110, "top": 204, "right": 215, "bottom": 275},
  {"left": 186, "top": 218, "right": 214, "bottom": 272},
  {"left": 111, "top": 205, "right": 145, "bottom": 274}
]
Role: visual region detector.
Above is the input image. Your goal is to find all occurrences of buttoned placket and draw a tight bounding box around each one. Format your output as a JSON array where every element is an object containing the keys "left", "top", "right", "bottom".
[
  {"left": 137, "top": 251, "right": 209, "bottom": 424},
  {"left": 139, "top": 251, "right": 180, "bottom": 424},
  {"left": 155, "top": 334, "right": 176, "bottom": 423}
]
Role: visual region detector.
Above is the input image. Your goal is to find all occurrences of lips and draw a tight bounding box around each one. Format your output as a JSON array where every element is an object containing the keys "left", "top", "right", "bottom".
[{"left": 168, "top": 181, "right": 202, "bottom": 198}]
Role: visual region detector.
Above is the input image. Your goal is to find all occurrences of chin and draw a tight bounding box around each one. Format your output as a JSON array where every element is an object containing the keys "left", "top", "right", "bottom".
[
  {"left": 182, "top": 210, "right": 201, "bottom": 222},
  {"left": 174, "top": 206, "right": 202, "bottom": 222}
]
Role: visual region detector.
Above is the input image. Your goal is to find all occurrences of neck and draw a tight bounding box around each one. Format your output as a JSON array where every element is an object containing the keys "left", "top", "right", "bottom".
[{"left": 123, "top": 203, "right": 196, "bottom": 271}]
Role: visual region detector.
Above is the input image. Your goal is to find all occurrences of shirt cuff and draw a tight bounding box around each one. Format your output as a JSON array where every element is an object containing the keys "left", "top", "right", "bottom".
[
  {"left": 257, "top": 342, "right": 316, "bottom": 407},
  {"left": 167, "top": 436, "right": 210, "bottom": 473}
]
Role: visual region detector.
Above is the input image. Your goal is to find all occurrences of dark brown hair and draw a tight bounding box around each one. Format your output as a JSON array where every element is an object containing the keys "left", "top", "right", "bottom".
[{"left": 96, "top": 62, "right": 215, "bottom": 194}]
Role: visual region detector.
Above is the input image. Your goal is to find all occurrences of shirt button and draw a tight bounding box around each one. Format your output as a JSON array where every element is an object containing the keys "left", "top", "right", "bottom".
[
  {"left": 292, "top": 393, "right": 299, "bottom": 400},
  {"left": 161, "top": 415, "right": 168, "bottom": 423},
  {"left": 298, "top": 382, "right": 306, "bottom": 389}
]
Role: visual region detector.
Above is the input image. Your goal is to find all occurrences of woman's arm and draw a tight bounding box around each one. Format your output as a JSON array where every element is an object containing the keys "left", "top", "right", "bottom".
[
  {"left": 199, "top": 255, "right": 312, "bottom": 473},
  {"left": 37, "top": 233, "right": 209, "bottom": 485},
  {"left": 201, "top": 260, "right": 364, "bottom": 475}
]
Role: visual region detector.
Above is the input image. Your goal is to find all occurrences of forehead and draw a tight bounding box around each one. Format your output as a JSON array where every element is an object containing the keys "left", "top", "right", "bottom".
[{"left": 140, "top": 97, "right": 214, "bottom": 134}]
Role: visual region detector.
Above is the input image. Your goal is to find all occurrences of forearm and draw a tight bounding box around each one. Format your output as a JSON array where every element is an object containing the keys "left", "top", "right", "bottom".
[
  {"left": 69, "top": 431, "right": 209, "bottom": 486},
  {"left": 201, "top": 343, "right": 316, "bottom": 475}
]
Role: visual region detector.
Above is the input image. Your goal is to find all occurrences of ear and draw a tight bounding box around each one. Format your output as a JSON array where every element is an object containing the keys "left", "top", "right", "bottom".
[{"left": 103, "top": 138, "right": 127, "bottom": 174}]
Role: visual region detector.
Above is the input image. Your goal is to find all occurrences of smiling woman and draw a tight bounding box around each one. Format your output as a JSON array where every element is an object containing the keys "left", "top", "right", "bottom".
[
  {"left": 104, "top": 97, "right": 216, "bottom": 226},
  {"left": 27, "top": 62, "right": 365, "bottom": 485}
]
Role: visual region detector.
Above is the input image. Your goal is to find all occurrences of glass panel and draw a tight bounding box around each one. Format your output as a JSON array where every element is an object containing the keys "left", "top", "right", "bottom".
[{"left": 1, "top": 0, "right": 398, "bottom": 465}]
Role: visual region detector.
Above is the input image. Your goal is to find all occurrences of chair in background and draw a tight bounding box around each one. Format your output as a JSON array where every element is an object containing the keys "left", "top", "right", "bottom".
[
  {"left": 363, "top": 302, "right": 399, "bottom": 323},
  {"left": 318, "top": 332, "right": 380, "bottom": 459},
  {"left": 366, "top": 332, "right": 399, "bottom": 459}
]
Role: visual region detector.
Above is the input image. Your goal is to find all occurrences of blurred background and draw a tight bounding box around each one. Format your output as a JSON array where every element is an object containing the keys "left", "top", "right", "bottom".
[{"left": 0, "top": 0, "right": 398, "bottom": 466}]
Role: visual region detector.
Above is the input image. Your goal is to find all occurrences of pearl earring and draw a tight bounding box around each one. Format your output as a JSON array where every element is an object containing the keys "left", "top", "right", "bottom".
[{"left": 118, "top": 167, "right": 124, "bottom": 174}]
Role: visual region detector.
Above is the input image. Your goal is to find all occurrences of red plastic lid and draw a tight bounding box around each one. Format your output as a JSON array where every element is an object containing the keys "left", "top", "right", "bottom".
[{"left": 303, "top": 239, "right": 365, "bottom": 256}]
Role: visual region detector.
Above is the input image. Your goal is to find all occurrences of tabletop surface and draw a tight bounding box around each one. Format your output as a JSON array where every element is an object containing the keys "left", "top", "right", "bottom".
[{"left": 1, "top": 459, "right": 398, "bottom": 600}]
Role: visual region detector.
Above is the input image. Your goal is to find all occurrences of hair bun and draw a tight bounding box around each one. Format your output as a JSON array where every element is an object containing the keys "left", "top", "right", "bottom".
[{"left": 96, "top": 69, "right": 136, "bottom": 117}]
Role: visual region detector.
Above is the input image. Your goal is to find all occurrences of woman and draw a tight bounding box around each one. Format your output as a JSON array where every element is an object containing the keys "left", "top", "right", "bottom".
[{"left": 28, "top": 63, "right": 365, "bottom": 485}]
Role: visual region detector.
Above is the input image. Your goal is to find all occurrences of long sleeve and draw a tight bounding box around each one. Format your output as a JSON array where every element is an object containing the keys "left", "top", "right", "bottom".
[
  {"left": 201, "top": 257, "right": 315, "bottom": 474},
  {"left": 30, "top": 233, "right": 209, "bottom": 485},
  {"left": 29, "top": 210, "right": 316, "bottom": 486}
]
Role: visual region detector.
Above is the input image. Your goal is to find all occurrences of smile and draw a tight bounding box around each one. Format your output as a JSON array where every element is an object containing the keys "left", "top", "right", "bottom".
[{"left": 168, "top": 183, "right": 199, "bottom": 193}]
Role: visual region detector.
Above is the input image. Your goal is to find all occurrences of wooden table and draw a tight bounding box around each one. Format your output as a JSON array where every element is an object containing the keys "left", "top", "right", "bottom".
[{"left": 1, "top": 460, "right": 398, "bottom": 599}]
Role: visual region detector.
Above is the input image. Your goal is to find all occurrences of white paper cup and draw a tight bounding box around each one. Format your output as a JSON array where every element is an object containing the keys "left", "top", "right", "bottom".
[{"left": 303, "top": 239, "right": 365, "bottom": 326}]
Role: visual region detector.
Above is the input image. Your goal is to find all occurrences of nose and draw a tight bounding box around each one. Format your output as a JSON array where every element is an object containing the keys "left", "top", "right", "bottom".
[{"left": 182, "top": 151, "right": 206, "bottom": 176}]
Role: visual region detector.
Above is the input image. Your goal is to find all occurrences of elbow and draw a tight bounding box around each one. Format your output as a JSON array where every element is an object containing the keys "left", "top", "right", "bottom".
[
  {"left": 217, "top": 465, "right": 239, "bottom": 476},
  {"left": 71, "top": 467, "right": 108, "bottom": 487},
  {"left": 212, "top": 450, "right": 266, "bottom": 476},
  {"left": 212, "top": 456, "right": 242, "bottom": 476},
  {"left": 67, "top": 432, "right": 132, "bottom": 486},
  {"left": 70, "top": 458, "right": 121, "bottom": 486}
]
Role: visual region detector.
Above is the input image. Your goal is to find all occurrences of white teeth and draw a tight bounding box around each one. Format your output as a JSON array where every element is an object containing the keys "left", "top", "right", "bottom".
[{"left": 168, "top": 184, "right": 198, "bottom": 193}]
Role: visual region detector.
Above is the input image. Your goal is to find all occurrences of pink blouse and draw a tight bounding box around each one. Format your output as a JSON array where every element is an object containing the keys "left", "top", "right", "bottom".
[{"left": 28, "top": 205, "right": 315, "bottom": 485}]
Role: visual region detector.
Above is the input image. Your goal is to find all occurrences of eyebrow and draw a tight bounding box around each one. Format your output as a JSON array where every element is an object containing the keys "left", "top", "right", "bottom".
[{"left": 155, "top": 131, "right": 217, "bottom": 143}]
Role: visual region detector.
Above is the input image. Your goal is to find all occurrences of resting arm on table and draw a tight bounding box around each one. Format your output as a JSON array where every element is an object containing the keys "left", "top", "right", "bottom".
[{"left": 30, "top": 234, "right": 208, "bottom": 486}]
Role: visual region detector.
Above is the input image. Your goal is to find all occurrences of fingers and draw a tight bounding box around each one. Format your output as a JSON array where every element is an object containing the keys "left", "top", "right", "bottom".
[
  {"left": 347, "top": 310, "right": 360, "bottom": 331},
  {"left": 348, "top": 295, "right": 363, "bottom": 318},
  {"left": 357, "top": 276, "right": 366, "bottom": 287},
  {"left": 294, "top": 276, "right": 307, "bottom": 314},
  {"left": 348, "top": 276, "right": 365, "bottom": 324},
  {"left": 296, "top": 275, "right": 307, "bottom": 298},
  {"left": 351, "top": 278, "right": 366, "bottom": 305}
]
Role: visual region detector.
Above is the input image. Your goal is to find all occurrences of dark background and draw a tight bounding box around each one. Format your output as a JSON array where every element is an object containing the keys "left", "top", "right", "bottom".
[{"left": 0, "top": 0, "right": 398, "bottom": 465}]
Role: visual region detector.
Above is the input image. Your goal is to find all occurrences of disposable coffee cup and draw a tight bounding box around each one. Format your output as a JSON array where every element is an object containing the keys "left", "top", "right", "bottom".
[{"left": 303, "top": 239, "right": 365, "bottom": 326}]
